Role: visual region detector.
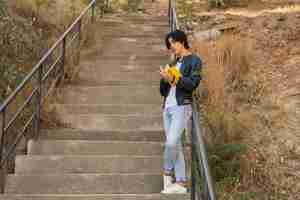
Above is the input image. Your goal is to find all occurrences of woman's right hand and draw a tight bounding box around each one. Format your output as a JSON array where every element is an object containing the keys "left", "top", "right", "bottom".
[{"left": 159, "top": 67, "right": 173, "bottom": 83}]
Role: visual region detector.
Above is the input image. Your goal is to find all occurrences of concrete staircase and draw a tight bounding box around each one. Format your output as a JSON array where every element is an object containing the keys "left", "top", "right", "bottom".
[{"left": 0, "top": 13, "right": 190, "bottom": 200}]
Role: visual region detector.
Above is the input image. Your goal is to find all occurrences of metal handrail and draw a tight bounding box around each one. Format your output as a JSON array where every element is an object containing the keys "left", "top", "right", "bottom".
[
  {"left": 168, "top": 1, "right": 217, "bottom": 199},
  {"left": 169, "top": 0, "right": 178, "bottom": 31},
  {"left": 191, "top": 97, "right": 217, "bottom": 200},
  {"left": 0, "top": 0, "right": 99, "bottom": 192}
]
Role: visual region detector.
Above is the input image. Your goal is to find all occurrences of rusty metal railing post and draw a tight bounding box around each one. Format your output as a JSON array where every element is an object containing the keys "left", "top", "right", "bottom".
[
  {"left": 191, "top": 130, "right": 196, "bottom": 200},
  {"left": 168, "top": 0, "right": 171, "bottom": 25},
  {"left": 192, "top": 99, "right": 217, "bottom": 200},
  {"left": 92, "top": 1, "right": 96, "bottom": 22},
  {"left": 106, "top": 0, "right": 109, "bottom": 9},
  {"left": 78, "top": 19, "right": 82, "bottom": 43},
  {"left": 0, "top": 110, "right": 5, "bottom": 193},
  {"left": 35, "top": 64, "right": 43, "bottom": 140},
  {"left": 61, "top": 38, "right": 66, "bottom": 79},
  {"left": 0, "top": 111, "right": 5, "bottom": 164},
  {"left": 77, "top": 19, "right": 82, "bottom": 65}
]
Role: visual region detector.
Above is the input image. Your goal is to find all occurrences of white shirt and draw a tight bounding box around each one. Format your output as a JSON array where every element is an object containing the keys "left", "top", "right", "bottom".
[{"left": 165, "top": 61, "right": 182, "bottom": 109}]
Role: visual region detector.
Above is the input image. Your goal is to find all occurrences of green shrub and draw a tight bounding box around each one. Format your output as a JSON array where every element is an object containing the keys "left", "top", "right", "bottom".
[
  {"left": 177, "top": 0, "right": 193, "bottom": 22},
  {"left": 0, "top": 64, "right": 25, "bottom": 103},
  {"left": 0, "top": 0, "right": 6, "bottom": 16},
  {"left": 208, "top": 0, "right": 225, "bottom": 8},
  {"left": 209, "top": 143, "right": 247, "bottom": 181}
]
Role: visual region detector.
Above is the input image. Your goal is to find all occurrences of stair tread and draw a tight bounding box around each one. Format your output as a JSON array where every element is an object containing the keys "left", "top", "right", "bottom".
[
  {"left": 40, "top": 129, "right": 164, "bottom": 142},
  {"left": 5, "top": 174, "right": 164, "bottom": 194},
  {"left": 28, "top": 140, "right": 165, "bottom": 156},
  {"left": 0, "top": 194, "right": 189, "bottom": 200}
]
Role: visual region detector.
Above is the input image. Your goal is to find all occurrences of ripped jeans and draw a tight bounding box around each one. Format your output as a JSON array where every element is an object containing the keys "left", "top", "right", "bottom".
[{"left": 163, "top": 105, "right": 192, "bottom": 182}]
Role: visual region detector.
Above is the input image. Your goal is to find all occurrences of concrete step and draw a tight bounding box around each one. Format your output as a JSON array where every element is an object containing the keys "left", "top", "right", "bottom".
[
  {"left": 99, "top": 21, "right": 168, "bottom": 28},
  {"left": 53, "top": 104, "right": 161, "bottom": 115},
  {"left": 103, "top": 35, "right": 163, "bottom": 44},
  {"left": 40, "top": 129, "right": 164, "bottom": 142},
  {"left": 15, "top": 155, "right": 163, "bottom": 174},
  {"left": 81, "top": 52, "right": 166, "bottom": 66},
  {"left": 100, "top": 18, "right": 168, "bottom": 27},
  {"left": 75, "top": 78, "right": 158, "bottom": 86},
  {"left": 100, "top": 24, "right": 168, "bottom": 37},
  {"left": 81, "top": 37, "right": 166, "bottom": 58},
  {"left": 28, "top": 140, "right": 164, "bottom": 155},
  {"left": 99, "top": 52, "right": 165, "bottom": 59},
  {"left": 78, "top": 59, "right": 167, "bottom": 73},
  {"left": 60, "top": 86, "right": 162, "bottom": 105},
  {"left": 99, "top": 17, "right": 168, "bottom": 24},
  {"left": 55, "top": 114, "right": 162, "bottom": 130},
  {"left": 0, "top": 194, "right": 189, "bottom": 200},
  {"left": 5, "top": 174, "right": 162, "bottom": 194},
  {"left": 99, "top": 55, "right": 168, "bottom": 62},
  {"left": 102, "top": 15, "right": 168, "bottom": 21},
  {"left": 102, "top": 31, "right": 167, "bottom": 38},
  {"left": 76, "top": 64, "right": 160, "bottom": 85},
  {"left": 101, "top": 41, "right": 165, "bottom": 57}
]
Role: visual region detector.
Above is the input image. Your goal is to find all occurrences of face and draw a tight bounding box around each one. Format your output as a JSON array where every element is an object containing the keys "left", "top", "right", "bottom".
[{"left": 168, "top": 38, "right": 184, "bottom": 56}]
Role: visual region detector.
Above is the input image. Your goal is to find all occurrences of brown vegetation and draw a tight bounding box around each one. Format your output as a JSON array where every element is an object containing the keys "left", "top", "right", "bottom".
[
  {"left": 191, "top": 34, "right": 271, "bottom": 199},
  {"left": 187, "top": 1, "right": 300, "bottom": 199}
]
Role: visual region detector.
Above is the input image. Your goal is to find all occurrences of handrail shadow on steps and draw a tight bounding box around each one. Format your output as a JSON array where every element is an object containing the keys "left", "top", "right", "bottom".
[
  {"left": 168, "top": 0, "right": 217, "bottom": 199},
  {"left": 0, "top": 0, "right": 106, "bottom": 193}
]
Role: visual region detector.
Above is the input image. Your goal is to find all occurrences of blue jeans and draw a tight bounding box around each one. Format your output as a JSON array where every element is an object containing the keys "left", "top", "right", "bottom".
[{"left": 163, "top": 105, "right": 192, "bottom": 182}]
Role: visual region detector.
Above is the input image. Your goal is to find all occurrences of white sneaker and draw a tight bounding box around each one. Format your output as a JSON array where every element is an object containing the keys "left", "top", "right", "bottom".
[
  {"left": 161, "top": 183, "right": 187, "bottom": 194},
  {"left": 163, "top": 175, "right": 173, "bottom": 190}
]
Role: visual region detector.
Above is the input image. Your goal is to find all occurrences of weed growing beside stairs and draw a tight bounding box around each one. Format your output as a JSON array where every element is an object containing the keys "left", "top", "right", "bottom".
[{"left": 191, "top": 34, "right": 285, "bottom": 199}]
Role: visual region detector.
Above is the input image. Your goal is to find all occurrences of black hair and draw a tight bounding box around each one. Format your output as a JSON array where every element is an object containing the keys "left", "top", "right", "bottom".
[{"left": 165, "top": 29, "right": 190, "bottom": 50}]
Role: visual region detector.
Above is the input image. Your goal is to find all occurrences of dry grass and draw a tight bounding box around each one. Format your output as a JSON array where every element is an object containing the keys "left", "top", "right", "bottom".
[
  {"left": 1, "top": 0, "right": 96, "bottom": 136},
  {"left": 191, "top": 33, "right": 289, "bottom": 199},
  {"left": 193, "top": 34, "right": 258, "bottom": 139},
  {"left": 12, "top": 0, "right": 88, "bottom": 32},
  {"left": 225, "top": 4, "right": 300, "bottom": 17},
  {"left": 7, "top": 0, "right": 98, "bottom": 84},
  {"left": 108, "top": 0, "right": 142, "bottom": 12}
]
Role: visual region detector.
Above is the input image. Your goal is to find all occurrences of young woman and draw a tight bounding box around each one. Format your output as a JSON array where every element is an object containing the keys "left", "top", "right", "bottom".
[{"left": 159, "top": 30, "right": 202, "bottom": 194}]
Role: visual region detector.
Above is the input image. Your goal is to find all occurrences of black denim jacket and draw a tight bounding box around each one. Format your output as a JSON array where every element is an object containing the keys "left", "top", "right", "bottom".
[{"left": 159, "top": 54, "right": 202, "bottom": 108}]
